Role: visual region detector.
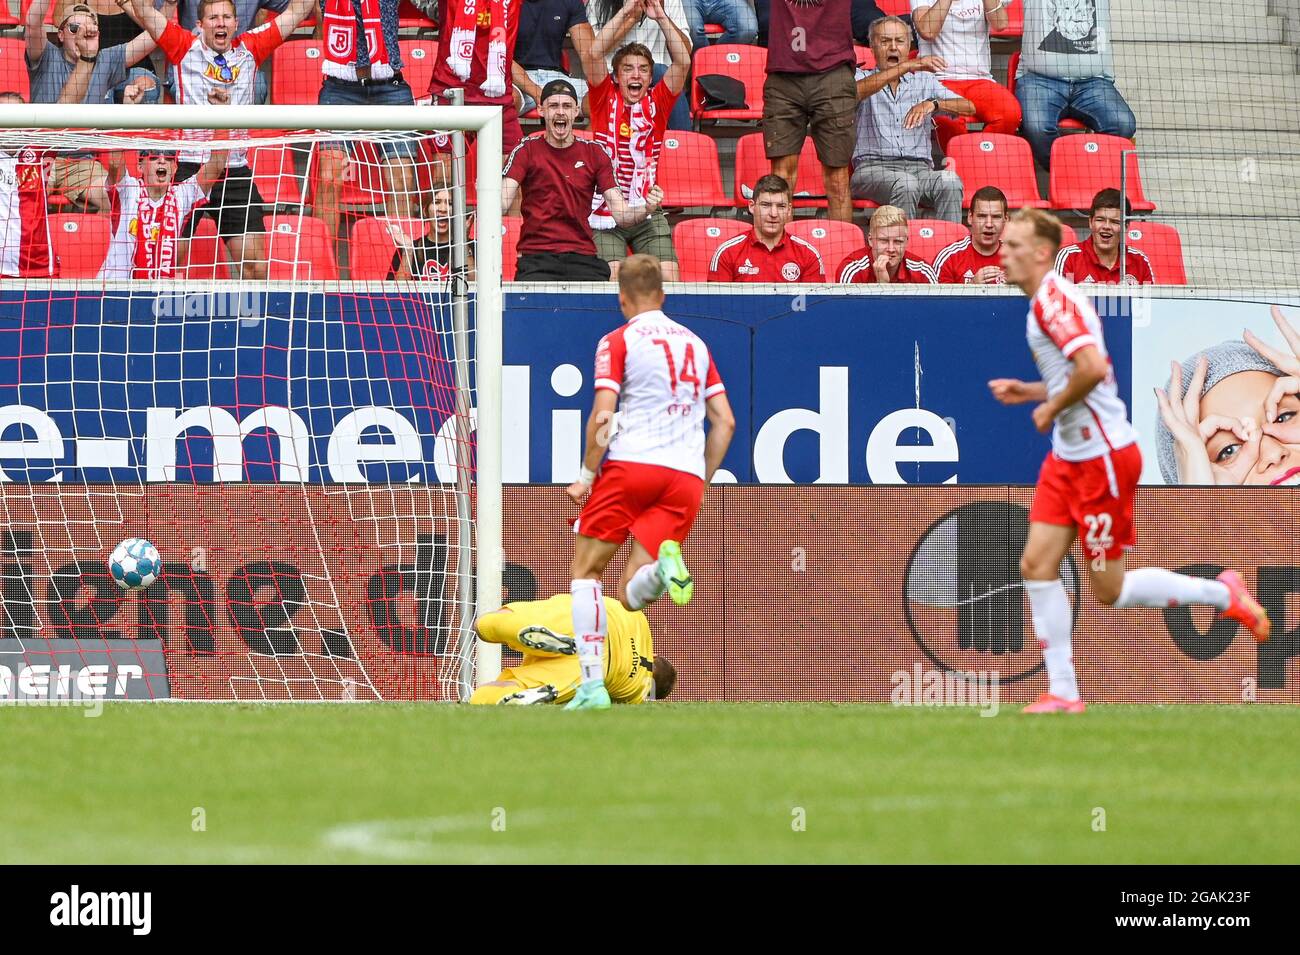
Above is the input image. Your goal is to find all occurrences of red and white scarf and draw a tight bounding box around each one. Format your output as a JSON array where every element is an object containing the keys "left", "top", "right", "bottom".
[
  {"left": 134, "top": 189, "right": 185, "bottom": 278},
  {"left": 445, "top": 0, "right": 508, "bottom": 97},
  {"left": 590, "top": 86, "right": 665, "bottom": 229},
  {"left": 323, "top": 0, "right": 394, "bottom": 78}
]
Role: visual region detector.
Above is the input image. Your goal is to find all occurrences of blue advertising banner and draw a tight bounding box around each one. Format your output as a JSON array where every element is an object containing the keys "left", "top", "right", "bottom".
[{"left": 0, "top": 288, "right": 1134, "bottom": 485}]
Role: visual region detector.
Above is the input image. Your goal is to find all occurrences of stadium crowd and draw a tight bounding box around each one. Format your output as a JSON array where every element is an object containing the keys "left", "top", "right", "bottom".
[{"left": 0, "top": 0, "right": 1165, "bottom": 284}]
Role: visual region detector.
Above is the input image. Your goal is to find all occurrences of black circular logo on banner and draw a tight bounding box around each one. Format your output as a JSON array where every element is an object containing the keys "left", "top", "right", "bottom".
[{"left": 903, "top": 502, "right": 1081, "bottom": 683}]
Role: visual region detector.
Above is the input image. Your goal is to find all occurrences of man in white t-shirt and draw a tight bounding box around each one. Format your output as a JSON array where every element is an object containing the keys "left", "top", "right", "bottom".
[
  {"left": 99, "top": 147, "right": 228, "bottom": 280},
  {"left": 912, "top": 0, "right": 1022, "bottom": 152}
]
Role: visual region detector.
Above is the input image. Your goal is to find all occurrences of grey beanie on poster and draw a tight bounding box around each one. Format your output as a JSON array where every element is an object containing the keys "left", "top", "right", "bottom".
[{"left": 1155, "top": 340, "right": 1282, "bottom": 483}]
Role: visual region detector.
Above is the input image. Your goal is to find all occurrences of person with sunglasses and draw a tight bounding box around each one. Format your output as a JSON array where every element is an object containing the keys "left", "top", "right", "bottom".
[
  {"left": 99, "top": 145, "right": 229, "bottom": 279},
  {"left": 25, "top": 0, "right": 159, "bottom": 106},
  {"left": 126, "top": 0, "right": 315, "bottom": 279},
  {"left": 24, "top": 0, "right": 161, "bottom": 212}
]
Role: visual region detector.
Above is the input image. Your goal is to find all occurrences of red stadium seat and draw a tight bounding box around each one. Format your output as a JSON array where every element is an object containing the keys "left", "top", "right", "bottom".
[
  {"left": 907, "top": 219, "right": 970, "bottom": 267},
  {"left": 1006, "top": 52, "right": 1084, "bottom": 131},
  {"left": 501, "top": 215, "right": 521, "bottom": 281},
  {"left": 785, "top": 219, "right": 864, "bottom": 274},
  {"left": 1124, "top": 221, "right": 1186, "bottom": 285},
  {"left": 1049, "top": 134, "right": 1156, "bottom": 212},
  {"left": 691, "top": 44, "right": 766, "bottom": 123},
  {"left": 180, "top": 217, "right": 231, "bottom": 280},
  {"left": 399, "top": 40, "right": 439, "bottom": 99},
  {"left": 854, "top": 45, "right": 876, "bottom": 71},
  {"left": 876, "top": 0, "right": 909, "bottom": 13},
  {"left": 247, "top": 144, "right": 305, "bottom": 207},
  {"left": 945, "top": 133, "right": 1049, "bottom": 208},
  {"left": 991, "top": 1, "right": 1023, "bottom": 38},
  {"left": 348, "top": 216, "right": 425, "bottom": 280},
  {"left": 733, "top": 133, "right": 875, "bottom": 209},
  {"left": 672, "top": 218, "right": 750, "bottom": 280},
  {"left": 0, "top": 37, "right": 30, "bottom": 101},
  {"left": 266, "top": 214, "right": 339, "bottom": 281},
  {"left": 49, "top": 214, "right": 108, "bottom": 278},
  {"left": 396, "top": 0, "right": 435, "bottom": 30},
  {"left": 657, "top": 131, "right": 728, "bottom": 209},
  {"left": 470, "top": 214, "right": 522, "bottom": 281},
  {"left": 270, "top": 41, "right": 323, "bottom": 105},
  {"left": 0, "top": 3, "right": 18, "bottom": 26},
  {"left": 307, "top": 139, "right": 387, "bottom": 213},
  {"left": 18, "top": 0, "right": 54, "bottom": 24}
]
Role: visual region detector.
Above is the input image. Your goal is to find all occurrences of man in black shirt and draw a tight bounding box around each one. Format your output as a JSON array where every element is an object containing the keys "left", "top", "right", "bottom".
[{"left": 513, "top": 0, "right": 597, "bottom": 115}]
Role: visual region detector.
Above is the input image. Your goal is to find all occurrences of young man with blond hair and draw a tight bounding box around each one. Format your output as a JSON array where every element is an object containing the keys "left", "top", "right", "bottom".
[
  {"left": 989, "top": 208, "right": 1269, "bottom": 713},
  {"left": 836, "top": 204, "right": 937, "bottom": 284}
]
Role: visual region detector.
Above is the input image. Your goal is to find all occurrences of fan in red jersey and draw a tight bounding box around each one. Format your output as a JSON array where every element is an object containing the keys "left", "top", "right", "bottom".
[
  {"left": 988, "top": 208, "right": 1270, "bottom": 715},
  {"left": 1054, "top": 188, "right": 1156, "bottom": 286},
  {"left": 427, "top": 0, "right": 525, "bottom": 156},
  {"left": 0, "top": 129, "right": 55, "bottom": 279},
  {"left": 934, "top": 185, "right": 1008, "bottom": 285},
  {"left": 707, "top": 175, "right": 824, "bottom": 283},
  {"left": 563, "top": 254, "right": 736, "bottom": 708},
  {"left": 585, "top": 0, "right": 691, "bottom": 281},
  {"left": 836, "top": 205, "right": 936, "bottom": 284},
  {"left": 99, "top": 147, "right": 227, "bottom": 280}
]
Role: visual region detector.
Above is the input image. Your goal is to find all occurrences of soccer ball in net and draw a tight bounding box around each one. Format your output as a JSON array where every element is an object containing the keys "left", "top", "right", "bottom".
[{"left": 108, "top": 538, "right": 162, "bottom": 591}]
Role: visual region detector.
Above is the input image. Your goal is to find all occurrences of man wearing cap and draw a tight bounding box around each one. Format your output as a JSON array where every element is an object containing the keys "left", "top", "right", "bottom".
[
  {"left": 24, "top": 0, "right": 160, "bottom": 213},
  {"left": 99, "top": 146, "right": 228, "bottom": 279},
  {"left": 501, "top": 78, "right": 665, "bottom": 282},
  {"left": 25, "top": 0, "right": 158, "bottom": 105}
]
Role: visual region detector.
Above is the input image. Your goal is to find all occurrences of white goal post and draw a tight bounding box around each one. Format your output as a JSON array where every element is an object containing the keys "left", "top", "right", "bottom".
[{"left": 0, "top": 103, "right": 503, "bottom": 699}]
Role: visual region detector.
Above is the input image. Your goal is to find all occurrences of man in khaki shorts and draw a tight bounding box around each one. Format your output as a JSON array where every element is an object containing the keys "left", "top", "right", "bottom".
[
  {"left": 585, "top": 0, "right": 692, "bottom": 280},
  {"left": 762, "top": 0, "right": 857, "bottom": 223}
]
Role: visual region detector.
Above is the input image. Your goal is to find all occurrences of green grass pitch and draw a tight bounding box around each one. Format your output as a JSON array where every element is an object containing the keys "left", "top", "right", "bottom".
[{"left": 4, "top": 702, "right": 1297, "bottom": 864}]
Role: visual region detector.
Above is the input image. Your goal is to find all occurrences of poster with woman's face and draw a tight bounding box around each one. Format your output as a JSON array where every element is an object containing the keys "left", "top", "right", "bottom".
[{"left": 1133, "top": 299, "right": 1300, "bottom": 485}]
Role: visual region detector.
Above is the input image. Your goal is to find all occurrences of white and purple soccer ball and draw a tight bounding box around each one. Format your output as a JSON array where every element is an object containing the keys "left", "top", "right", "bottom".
[{"left": 108, "top": 538, "right": 162, "bottom": 591}]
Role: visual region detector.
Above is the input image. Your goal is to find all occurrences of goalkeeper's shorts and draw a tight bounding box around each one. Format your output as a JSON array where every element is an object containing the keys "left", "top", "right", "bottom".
[{"left": 575, "top": 460, "right": 705, "bottom": 555}]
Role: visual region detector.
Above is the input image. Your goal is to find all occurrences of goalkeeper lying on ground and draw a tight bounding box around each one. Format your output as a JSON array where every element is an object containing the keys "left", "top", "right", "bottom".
[{"left": 470, "top": 594, "right": 676, "bottom": 705}]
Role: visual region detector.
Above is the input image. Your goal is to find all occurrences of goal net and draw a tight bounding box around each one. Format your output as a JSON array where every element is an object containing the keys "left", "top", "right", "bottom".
[{"left": 0, "top": 103, "right": 502, "bottom": 703}]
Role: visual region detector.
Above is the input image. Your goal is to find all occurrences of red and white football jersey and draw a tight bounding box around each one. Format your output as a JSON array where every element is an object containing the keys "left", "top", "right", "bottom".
[
  {"left": 593, "top": 309, "right": 725, "bottom": 479},
  {"left": 588, "top": 76, "right": 677, "bottom": 230},
  {"left": 100, "top": 175, "right": 207, "bottom": 280},
  {"left": 835, "top": 247, "right": 936, "bottom": 284},
  {"left": 1055, "top": 238, "right": 1155, "bottom": 286},
  {"left": 159, "top": 21, "right": 285, "bottom": 167},
  {"left": 933, "top": 236, "right": 1005, "bottom": 284},
  {"left": 0, "top": 147, "right": 54, "bottom": 278},
  {"left": 1027, "top": 270, "right": 1137, "bottom": 462}
]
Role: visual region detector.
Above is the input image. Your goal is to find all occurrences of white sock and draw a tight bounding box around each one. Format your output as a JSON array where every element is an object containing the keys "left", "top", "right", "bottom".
[
  {"left": 625, "top": 562, "right": 665, "bottom": 611},
  {"left": 570, "top": 579, "right": 606, "bottom": 685},
  {"left": 1114, "top": 568, "right": 1230, "bottom": 610},
  {"left": 1024, "top": 578, "right": 1079, "bottom": 701}
]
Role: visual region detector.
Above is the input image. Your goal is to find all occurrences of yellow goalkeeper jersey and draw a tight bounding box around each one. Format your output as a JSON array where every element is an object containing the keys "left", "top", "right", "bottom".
[{"left": 477, "top": 594, "right": 656, "bottom": 704}]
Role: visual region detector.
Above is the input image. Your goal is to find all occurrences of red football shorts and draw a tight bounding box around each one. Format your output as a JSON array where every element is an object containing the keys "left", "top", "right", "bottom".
[
  {"left": 1028, "top": 443, "right": 1142, "bottom": 561},
  {"left": 575, "top": 460, "right": 705, "bottom": 554}
]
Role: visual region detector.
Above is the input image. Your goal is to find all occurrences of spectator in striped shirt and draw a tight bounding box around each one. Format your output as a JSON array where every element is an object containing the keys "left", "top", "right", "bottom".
[
  {"left": 586, "top": 0, "right": 691, "bottom": 281},
  {"left": 1055, "top": 188, "right": 1155, "bottom": 285},
  {"left": 933, "top": 184, "right": 1007, "bottom": 284},
  {"left": 836, "top": 204, "right": 937, "bottom": 284}
]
